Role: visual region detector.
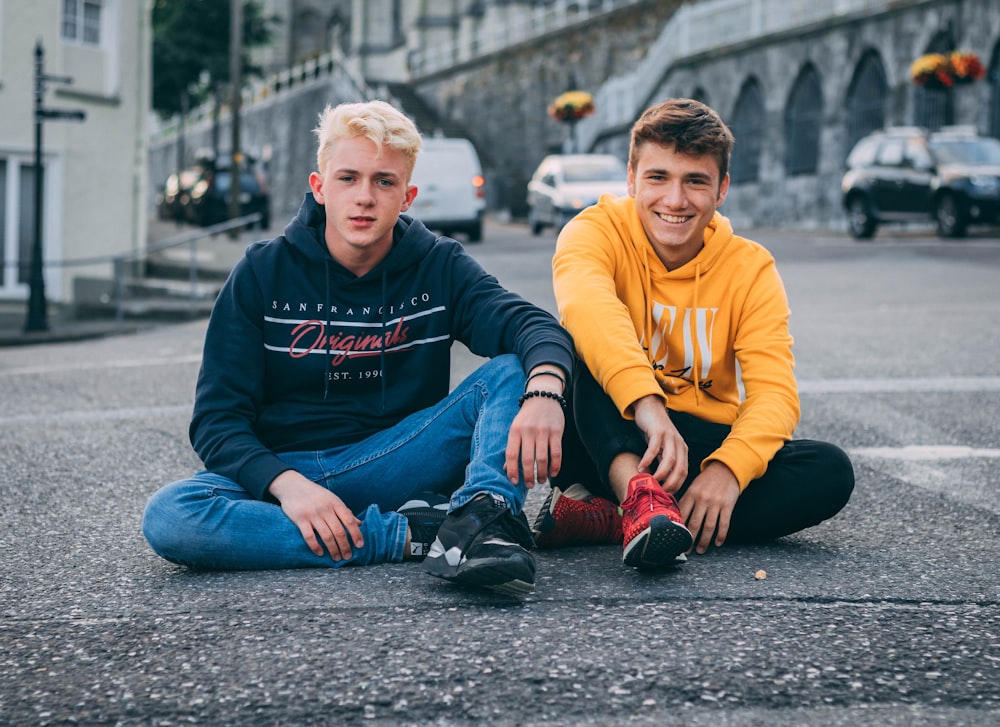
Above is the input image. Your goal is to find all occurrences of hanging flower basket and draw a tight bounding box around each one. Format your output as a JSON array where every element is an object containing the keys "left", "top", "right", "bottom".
[
  {"left": 548, "top": 90, "right": 595, "bottom": 123},
  {"left": 910, "top": 50, "right": 985, "bottom": 89}
]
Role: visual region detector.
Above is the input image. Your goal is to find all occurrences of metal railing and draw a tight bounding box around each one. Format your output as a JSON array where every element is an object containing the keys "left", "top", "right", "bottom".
[
  {"left": 108, "top": 214, "right": 261, "bottom": 325},
  {"left": 4, "top": 214, "right": 260, "bottom": 329}
]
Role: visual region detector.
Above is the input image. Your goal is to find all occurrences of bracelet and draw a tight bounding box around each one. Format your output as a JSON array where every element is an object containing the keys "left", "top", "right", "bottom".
[
  {"left": 525, "top": 369, "right": 566, "bottom": 392},
  {"left": 518, "top": 390, "right": 567, "bottom": 410}
]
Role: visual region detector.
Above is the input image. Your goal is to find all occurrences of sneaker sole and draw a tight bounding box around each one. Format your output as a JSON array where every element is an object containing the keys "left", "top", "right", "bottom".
[
  {"left": 622, "top": 515, "right": 693, "bottom": 569},
  {"left": 530, "top": 487, "right": 560, "bottom": 541},
  {"left": 425, "top": 553, "right": 536, "bottom": 595}
]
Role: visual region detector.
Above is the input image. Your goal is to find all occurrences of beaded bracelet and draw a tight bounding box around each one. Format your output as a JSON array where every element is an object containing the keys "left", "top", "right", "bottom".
[
  {"left": 525, "top": 369, "right": 566, "bottom": 391},
  {"left": 518, "top": 390, "right": 567, "bottom": 410}
]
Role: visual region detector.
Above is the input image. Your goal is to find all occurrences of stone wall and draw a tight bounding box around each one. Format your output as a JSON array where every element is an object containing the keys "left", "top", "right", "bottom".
[
  {"left": 611, "top": 0, "right": 1000, "bottom": 230},
  {"left": 411, "top": 0, "right": 683, "bottom": 217},
  {"left": 150, "top": 0, "right": 1000, "bottom": 231}
]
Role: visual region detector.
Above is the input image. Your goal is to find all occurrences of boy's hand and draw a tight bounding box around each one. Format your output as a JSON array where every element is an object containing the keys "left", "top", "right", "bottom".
[
  {"left": 678, "top": 461, "right": 739, "bottom": 553},
  {"left": 268, "top": 471, "right": 364, "bottom": 561}
]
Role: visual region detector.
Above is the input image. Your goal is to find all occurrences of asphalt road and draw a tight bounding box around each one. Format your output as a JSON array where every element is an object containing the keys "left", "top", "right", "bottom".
[{"left": 1, "top": 219, "right": 998, "bottom": 726}]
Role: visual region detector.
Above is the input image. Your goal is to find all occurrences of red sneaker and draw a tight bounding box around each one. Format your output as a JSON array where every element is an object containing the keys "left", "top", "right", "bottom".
[
  {"left": 532, "top": 483, "right": 623, "bottom": 548},
  {"left": 620, "top": 473, "right": 693, "bottom": 568}
]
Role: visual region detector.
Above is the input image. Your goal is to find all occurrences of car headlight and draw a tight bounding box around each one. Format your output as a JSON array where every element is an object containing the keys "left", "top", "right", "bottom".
[{"left": 969, "top": 175, "right": 1000, "bottom": 192}]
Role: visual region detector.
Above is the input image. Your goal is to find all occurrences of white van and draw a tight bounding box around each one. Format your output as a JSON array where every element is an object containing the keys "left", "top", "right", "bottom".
[{"left": 408, "top": 137, "right": 486, "bottom": 243}]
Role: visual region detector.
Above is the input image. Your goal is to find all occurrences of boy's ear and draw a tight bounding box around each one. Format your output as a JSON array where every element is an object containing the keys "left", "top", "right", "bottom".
[{"left": 308, "top": 171, "right": 324, "bottom": 203}]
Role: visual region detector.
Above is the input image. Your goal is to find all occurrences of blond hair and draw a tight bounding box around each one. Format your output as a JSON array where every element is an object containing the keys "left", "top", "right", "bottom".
[{"left": 313, "top": 100, "right": 422, "bottom": 178}]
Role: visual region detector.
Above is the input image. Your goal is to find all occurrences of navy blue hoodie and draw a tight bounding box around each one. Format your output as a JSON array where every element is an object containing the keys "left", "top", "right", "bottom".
[{"left": 190, "top": 194, "right": 575, "bottom": 500}]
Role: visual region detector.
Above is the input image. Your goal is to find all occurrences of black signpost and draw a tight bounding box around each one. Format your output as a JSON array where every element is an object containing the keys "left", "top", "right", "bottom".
[{"left": 25, "top": 40, "right": 85, "bottom": 333}]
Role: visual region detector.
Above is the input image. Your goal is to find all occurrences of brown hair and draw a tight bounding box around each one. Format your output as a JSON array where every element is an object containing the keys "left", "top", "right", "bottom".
[{"left": 628, "top": 98, "right": 734, "bottom": 180}]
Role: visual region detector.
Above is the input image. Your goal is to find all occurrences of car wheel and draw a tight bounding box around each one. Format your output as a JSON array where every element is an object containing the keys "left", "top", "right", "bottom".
[
  {"left": 527, "top": 207, "right": 544, "bottom": 236},
  {"left": 467, "top": 221, "right": 483, "bottom": 244},
  {"left": 846, "top": 196, "right": 877, "bottom": 239},
  {"left": 935, "top": 193, "right": 967, "bottom": 238}
]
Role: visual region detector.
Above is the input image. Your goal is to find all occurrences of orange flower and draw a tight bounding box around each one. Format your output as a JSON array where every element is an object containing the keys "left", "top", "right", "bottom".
[
  {"left": 950, "top": 51, "right": 985, "bottom": 82},
  {"left": 910, "top": 50, "right": 985, "bottom": 87}
]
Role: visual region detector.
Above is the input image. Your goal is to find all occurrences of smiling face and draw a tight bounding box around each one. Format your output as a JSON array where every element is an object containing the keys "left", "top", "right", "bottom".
[
  {"left": 627, "top": 141, "right": 729, "bottom": 271},
  {"left": 308, "top": 135, "right": 417, "bottom": 276}
]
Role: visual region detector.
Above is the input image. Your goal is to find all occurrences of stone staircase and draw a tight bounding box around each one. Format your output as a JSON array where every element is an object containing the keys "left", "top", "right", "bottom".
[{"left": 71, "top": 219, "right": 256, "bottom": 322}]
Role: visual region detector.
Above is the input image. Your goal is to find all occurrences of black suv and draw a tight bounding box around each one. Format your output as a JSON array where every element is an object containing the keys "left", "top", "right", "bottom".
[{"left": 841, "top": 126, "right": 1000, "bottom": 238}]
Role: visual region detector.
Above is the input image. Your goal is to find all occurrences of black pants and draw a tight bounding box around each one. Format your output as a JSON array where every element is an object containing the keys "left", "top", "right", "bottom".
[{"left": 553, "top": 362, "right": 855, "bottom": 543}]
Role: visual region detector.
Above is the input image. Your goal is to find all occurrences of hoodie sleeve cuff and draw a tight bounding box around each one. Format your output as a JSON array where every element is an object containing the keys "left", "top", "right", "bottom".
[{"left": 238, "top": 454, "right": 293, "bottom": 501}]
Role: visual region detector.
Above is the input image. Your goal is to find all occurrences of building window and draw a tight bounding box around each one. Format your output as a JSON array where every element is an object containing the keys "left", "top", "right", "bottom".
[
  {"left": 729, "top": 77, "right": 765, "bottom": 184},
  {"left": 62, "top": 0, "right": 102, "bottom": 46},
  {"left": 845, "top": 50, "right": 888, "bottom": 158},
  {"left": 784, "top": 64, "right": 823, "bottom": 175}
]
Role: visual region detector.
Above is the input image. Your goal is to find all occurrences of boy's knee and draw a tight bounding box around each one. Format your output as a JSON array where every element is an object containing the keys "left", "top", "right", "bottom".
[
  {"left": 142, "top": 483, "right": 198, "bottom": 566},
  {"left": 818, "top": 442, "right": 856, "bottom": 514}
]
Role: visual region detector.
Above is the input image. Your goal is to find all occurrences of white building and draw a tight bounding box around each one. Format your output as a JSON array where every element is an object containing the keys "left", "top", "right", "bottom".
[{"left": 0, "top": 0, "right": 152, "bottom": 307}]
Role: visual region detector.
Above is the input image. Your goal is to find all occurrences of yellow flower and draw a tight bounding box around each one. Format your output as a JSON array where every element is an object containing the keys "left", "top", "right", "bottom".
[{"left": 548, "top": 90, "right": 595, "bottom": 122}]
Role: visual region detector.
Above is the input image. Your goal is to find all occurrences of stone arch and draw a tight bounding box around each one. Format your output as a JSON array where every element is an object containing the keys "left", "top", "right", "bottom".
[
  {"left": 690, "top": 86, "right": 711, "bottom": 106},
  {"left": 844, "top": 49, "right": 889, "bottom": 158},
  {"left": 913, "top": 29, "right": 955, "bottom": 130},
  {"left": 989, "top": 40, "right": 1000, "bottom": 139},
  {"left": 784, "top": 63, "right": 823, "bottom": 175},
  {"left": 728, "top": 77, "right": 765, "bottom": 184}
]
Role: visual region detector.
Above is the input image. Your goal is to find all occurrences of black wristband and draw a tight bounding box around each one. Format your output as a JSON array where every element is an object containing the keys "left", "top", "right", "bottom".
[
  {"left": 525, "top": 369, "right": 566, "bottom": 392},
  {"left": 518, "top": 389, "right": 567, "bottom": 410}
]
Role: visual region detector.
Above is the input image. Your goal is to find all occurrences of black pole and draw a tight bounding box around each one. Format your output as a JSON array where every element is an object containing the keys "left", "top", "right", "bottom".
[
  {"left": 229, "top": 0, "right": 243, "bottom": 227},
  {"left": 25, "top": 40, "right": 48, "bottom": 333}
]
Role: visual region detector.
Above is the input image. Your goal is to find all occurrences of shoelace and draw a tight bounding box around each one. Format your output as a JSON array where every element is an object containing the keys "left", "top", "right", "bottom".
[{"left": 629, "top": 481, "right": 677, "bottom": 515}]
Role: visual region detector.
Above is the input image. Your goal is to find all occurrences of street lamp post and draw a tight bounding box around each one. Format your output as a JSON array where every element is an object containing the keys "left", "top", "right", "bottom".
[{"left": 25, "top": 40, "right": 85, "bottom": 333}]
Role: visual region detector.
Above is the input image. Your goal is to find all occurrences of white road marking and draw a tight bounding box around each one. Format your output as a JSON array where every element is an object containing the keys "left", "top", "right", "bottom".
[{"left": 851, "top": 445, "right": 1000, "bottom": 460}]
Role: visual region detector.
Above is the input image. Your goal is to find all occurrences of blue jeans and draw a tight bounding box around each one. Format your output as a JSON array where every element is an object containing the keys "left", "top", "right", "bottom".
[{"left": 143, "top": 354, "right": 527, "bottom": 570}]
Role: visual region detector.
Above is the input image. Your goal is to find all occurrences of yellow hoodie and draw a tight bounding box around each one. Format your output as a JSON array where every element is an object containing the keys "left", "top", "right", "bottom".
[{"left": 552, "top": 194, "right": 799, "bottom": 491}]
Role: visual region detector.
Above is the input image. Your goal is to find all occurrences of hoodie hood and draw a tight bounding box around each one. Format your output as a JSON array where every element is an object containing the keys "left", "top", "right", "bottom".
[{"left": 282, "top": 193, "right": 438, "bottom": 278}]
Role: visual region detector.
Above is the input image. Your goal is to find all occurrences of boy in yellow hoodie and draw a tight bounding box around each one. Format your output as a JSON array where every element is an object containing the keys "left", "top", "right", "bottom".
[{"left": 536, "top": 98, "right": 854, "bottom": 568}]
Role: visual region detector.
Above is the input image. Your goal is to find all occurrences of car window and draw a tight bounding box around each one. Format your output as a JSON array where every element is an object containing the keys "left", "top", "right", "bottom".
[
  {"left": 930, "top": 138, "right": 1000, "bottom": 165},
  {"left": 846, "top": 136, "right": 879, "bottom": 167},
  {"left": 875, "top": 140, "right": 905, "bottom": 167},
  {"left": 562, "top": 160, "right": 627, "bottom": 183},
  {"left": 904, "top": 139, "right": 933, "bottom": 169},
  {"left": 212, "top": 171, "right": 260, "bottom": 195}
]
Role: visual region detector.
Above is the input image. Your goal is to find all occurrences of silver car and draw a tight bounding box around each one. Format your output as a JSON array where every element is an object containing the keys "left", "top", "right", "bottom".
[{"left": 526, "top": 154, "right": 628, "bottom": 235}]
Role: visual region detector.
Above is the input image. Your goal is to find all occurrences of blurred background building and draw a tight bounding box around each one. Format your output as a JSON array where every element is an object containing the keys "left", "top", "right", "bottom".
[
  {"left": 3, "top": 0, "right": 999, "bottom": 313},
  {"left": 152, "top": 0, "right": 1000, "bottom": 230},
  {"left": 0, "top": 0, "right": 151, "bottom": 310}
]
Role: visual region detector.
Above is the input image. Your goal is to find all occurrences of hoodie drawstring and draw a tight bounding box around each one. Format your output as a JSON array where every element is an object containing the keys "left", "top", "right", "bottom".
[
  {"left": 379, "top": 270, "right": 388, "bottom": 413},
  {"left": 323, "top": 259, "right": 332, "bottom": 400},
  {"left": 692, "top": 260, "right": 702, "bottom": 407}
]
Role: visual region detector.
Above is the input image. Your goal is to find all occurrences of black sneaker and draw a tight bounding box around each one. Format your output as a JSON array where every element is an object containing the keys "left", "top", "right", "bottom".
[
  {"left": 423, "top": 493, "right": 536, "bottom": 596},
  {"left": 399, "top": 492, "right": 451, "bottom": 560}
]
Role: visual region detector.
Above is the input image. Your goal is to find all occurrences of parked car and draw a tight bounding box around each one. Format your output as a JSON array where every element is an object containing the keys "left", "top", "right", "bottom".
[
  {"left": 841, "top": 126, "right": 1000, "bottom": 239},
  {"left": 186, "top": 164, "right": 271, "bottom": 229},
  {"left": 408, "top": 136, "right": 486, "bottom": 242},
  {"left": 526, "top": 153, "right": 628, "bottom": 235},
  {"left": 155, "top": 167, "right": 202, "bottom": 222}
]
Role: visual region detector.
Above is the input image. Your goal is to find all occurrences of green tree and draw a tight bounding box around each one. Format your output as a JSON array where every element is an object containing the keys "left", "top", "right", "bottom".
[{"left": 152, "top": 0, "right": 278, "bottom": 117}]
